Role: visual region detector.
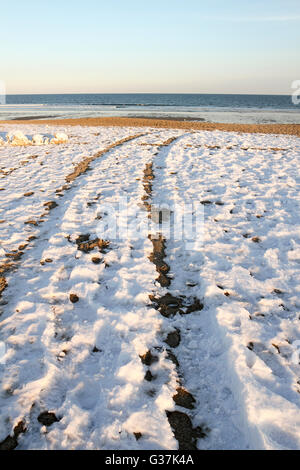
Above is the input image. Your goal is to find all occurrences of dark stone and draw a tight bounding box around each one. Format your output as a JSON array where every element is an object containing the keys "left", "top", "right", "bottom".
[
  {"left": 140, "top": 350, "right": 159, "bottom": 366},
  {"left": 149, "top": 293, "right": 183, "bottom": 318},
  {"left": 173, "top": 387, "right": 196, "bottom": 410},
  {"left": 76, "top": 234, "right": 90, "bottom": 244},
  {"left": 165, "top": 329, "right": 181, "bottom": 348},
  {"left": 25, "top": 220, "right": 38, "bottom": 226},
  {"left": 70, "top": 294, "right": 79, "bottom": 303},
  {"left": 5, "top": 252, "right": 23, "bottom": 261},
  {"left": 77, "top": 238, "right": 110, "bottom": 254},
  {"left": 185, "top": 298, "right": 204, "bottom": 314},
  {"left": 0, "top": 277, "right": 7, "bottom": 296},
  {"left": 166, "top": 411, "right": 206, "bottom": 450},
  {"left": 0, "top": 420, "right": 26, "bottom": 451},
  {"left": 14, "top": 421, "right": 26, "bottom": 437},
  {"left": 144, "top": 370, "right": 154, "bottom": 382},
  {"left": 0, "top": 435, "right": 18, "bottom": 451},
  {"left": 200, "top": 200, "right": 212, "bottom": 205},
  {"left": 44, "top": 201, "right": 58, "bottom": 210},
  {"left": 37, "top": 412, "right": 59, "bottom": 427}
]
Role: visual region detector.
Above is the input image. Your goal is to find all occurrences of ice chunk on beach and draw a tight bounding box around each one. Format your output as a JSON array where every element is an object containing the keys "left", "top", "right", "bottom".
[
  {"left": 32, "top": 134, "right": 44, "bottom": 145},
  {"left": 51, "top": 132, "right": 68, "bottom": 144},
  {"left": 7, "top": 131, "right": 30, "bottom": 146},
  {"left": 0, "top": 130, "right": 69, "bottom": 146}
]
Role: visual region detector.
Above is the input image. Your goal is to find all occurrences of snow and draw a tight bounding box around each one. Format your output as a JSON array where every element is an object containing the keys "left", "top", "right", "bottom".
[{"left": 0, "top": 123, "right": 299, "bottom": 450}]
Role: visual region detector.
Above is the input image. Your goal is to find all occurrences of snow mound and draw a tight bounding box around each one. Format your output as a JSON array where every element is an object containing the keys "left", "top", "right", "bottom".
[
  {"left": 51, "top": 132, "right": 69, "bottom": 144},
  {"left": 32, "top": 134, "right": 45, "bottom": 145},
  {"left": 0, "top": 131, "right": 69, "bottom": 146},
  {"left": 7, "top": 131, "right": 30, "bottom": 146}
]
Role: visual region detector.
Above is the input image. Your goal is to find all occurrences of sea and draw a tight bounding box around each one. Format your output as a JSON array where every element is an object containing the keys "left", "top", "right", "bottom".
[{"left": 1, "top": 93, "right": 300, "bottom": 124}]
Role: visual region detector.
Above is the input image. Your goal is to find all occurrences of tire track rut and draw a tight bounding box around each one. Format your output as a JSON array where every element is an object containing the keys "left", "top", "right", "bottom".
[
  {"left": 0, "top": 134, "right": 144, "bottom": 303},
  {"left": 140, "top": 136, "right": 207, "bottom": 450},
  {"left": 0, "top": 133, "right": 146, "bottom": 449}
]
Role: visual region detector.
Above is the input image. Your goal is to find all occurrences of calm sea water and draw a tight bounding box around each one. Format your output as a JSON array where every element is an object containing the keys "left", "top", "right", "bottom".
[{"left": 1, "top": 94, "right": 300, "bottom": 123}]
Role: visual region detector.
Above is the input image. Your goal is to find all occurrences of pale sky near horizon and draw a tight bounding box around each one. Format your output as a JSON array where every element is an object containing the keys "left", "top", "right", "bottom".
[{"left": 1, "top": 0, "right": 300, "bottom": 95}]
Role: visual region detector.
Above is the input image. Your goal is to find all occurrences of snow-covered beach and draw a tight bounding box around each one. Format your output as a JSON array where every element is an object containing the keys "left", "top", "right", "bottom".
[{"left": 0, "top": 122, "right": 299, "bottom": 450}]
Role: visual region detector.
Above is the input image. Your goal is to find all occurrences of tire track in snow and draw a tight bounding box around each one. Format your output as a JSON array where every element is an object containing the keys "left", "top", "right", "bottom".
[
  {"left": 65, "top": 134, "right": 145, "bottom": 183},
  {"left": 0, "top": 130, "right": 183, "bottom": 450},
  {"left": 140, "top": 135, "right": 207, "bottom": 450},
  {"left": 154, "top": 132, "right": 269, "bottom": 449},
  {"left": 0, "top": 134, "right": 144, "bottom": 304},
  {"left": 0, "top": 132, "right": 148, "bottom": 449},
  {"left": 26, "top": 130, "right": 180, "bottom": 449},
  {"left": 0, "top": 128, "right": 140, "bottom": 256},
  {"left": 0, "top": 153, "right": 40, "bottom": 177}
]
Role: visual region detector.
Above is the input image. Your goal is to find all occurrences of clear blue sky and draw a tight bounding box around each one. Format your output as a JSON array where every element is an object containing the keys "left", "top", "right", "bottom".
[{"left": 1, "top": 0, "right": 300, "bottom": 94}]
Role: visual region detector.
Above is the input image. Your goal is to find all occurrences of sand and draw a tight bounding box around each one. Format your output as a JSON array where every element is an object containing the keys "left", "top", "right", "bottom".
[{"left": 0, "top": 116, "right": 300, "bottom": 137}]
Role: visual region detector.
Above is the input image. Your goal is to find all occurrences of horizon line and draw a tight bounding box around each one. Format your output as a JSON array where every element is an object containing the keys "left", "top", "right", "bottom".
[{"left": 4, "top": 92, "right": 293, "bottom": 97}]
